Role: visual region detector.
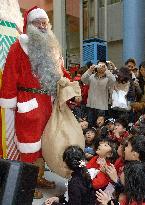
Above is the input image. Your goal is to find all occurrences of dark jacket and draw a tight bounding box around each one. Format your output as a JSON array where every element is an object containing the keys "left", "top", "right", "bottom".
[{"left": 53, "top": 171, "right": 96, "bottom": 205}]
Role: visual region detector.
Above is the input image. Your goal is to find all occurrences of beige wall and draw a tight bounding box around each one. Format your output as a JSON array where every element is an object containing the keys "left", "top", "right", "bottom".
[{"left": 108, "top": 40, "right": 123, "bottom": 68}]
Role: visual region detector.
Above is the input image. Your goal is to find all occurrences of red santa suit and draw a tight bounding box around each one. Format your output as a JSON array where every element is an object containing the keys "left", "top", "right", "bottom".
[
  {"left": 0, "top": 7, "right": 62, "bottom": 163},
  {"left": 0, "top": 39, "right": 52, "bottom": 163}
]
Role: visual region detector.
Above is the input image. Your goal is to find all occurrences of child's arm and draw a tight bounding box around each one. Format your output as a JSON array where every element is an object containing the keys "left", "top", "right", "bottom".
[{"left": 92, "top": 171, "right": 110, "bottom": 190}]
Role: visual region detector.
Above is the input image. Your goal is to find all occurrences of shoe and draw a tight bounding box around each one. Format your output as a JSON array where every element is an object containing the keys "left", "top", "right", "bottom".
[
  {"left": 33, "top": 190, "right": 43, "bottom": 199},
  {"left": 37, "top": 177, "right": 56, "bottom": 189}
]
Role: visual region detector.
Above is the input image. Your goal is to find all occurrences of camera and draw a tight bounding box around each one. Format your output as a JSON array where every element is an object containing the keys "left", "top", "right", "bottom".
[{"left": 94, "top": 65, "right": 99, "bottom": 72}]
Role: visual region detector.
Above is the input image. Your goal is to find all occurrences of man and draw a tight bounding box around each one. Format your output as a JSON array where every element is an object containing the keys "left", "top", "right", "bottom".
[
  {"left": 125, "top": 58, "right": 142, "bottom": 123},
  {"left": 0, "top": 6, "right": 63, "bottom": 198},
  {"left": 81, "top": 61, "right": 116, "bottom": 127}
]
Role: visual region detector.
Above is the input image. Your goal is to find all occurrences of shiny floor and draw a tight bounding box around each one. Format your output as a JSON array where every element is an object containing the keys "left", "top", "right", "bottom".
[{"left": 32, "top": 170, "right": 67, "bottom": 205}]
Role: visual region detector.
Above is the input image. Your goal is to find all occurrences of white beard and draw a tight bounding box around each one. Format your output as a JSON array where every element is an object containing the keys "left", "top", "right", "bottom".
[{"left": 27, "top": 24, "right": 62, "bottom": 97}]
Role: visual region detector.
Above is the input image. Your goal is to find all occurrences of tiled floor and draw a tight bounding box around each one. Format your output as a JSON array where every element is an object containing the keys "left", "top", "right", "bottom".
[{"left": 32, "top": 171, "right": 67, "bottom": 205}]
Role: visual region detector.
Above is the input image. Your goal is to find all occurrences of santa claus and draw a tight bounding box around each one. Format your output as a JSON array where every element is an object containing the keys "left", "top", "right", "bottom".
[{"left": 0, "top": 6, "right": 63, "bottom": 198}]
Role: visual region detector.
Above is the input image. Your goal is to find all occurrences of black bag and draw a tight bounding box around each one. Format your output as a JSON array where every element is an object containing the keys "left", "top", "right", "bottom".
[{"left": 0, "top": 159, "right": 38, "bottom": 205}]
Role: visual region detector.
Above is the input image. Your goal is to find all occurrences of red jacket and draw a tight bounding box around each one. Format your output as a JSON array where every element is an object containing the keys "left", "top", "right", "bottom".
[
  {"left": 0, "top": 40, "right": 52, "bottom": 163},
  {"left": 86, "top": 156, "right": 111, "bottom": 190}
]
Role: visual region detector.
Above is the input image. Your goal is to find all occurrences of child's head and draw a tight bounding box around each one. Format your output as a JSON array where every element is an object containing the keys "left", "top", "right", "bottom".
[
  {"left": 114, "top": 117, "right": 128, "bottom": 134},
  {"left": 106, "top": 118, "right": 115, "bottom": 131},
  {"left": 94, "top": 137, "right": 117, "bottom": 161},
  {"left": 84, "top": 128, "right": 96, "bottom": 145},
  {"left": 96, "top": 115, "right": 105, "bottom": 127},
  {"left": 63, "top": 145, "right": 85, "bottom": 171},
  {"left": 124, "top": 135, "right": 145, "bottom": 162},
  {"left": 79, "top": 118, "right": 89, "bottom": 130},
  {"left": 124, "top": 161, "right": 145, "bottom": 203},
  {"left": 63, "top": 145, "right": 91, "bottom": 185}
]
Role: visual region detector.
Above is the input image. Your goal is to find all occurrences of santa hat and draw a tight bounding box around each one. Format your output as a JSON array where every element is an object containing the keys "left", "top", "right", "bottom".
[{"left": 23, "top": 6, "right": 49, "bottom": 33}]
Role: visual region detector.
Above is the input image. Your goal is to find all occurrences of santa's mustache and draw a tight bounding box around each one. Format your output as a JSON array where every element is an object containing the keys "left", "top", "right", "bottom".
[{"left": 27, "top": 24, "right": 62, "bottom": 97}]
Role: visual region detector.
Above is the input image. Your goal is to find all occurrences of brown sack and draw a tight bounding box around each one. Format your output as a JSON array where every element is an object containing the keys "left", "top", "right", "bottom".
[{"left": 42, "top": 77, "right": 85, "bottom": 178}]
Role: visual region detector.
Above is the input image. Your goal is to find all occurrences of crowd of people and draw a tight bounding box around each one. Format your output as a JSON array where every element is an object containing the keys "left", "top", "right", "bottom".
[{"left": 45, "top": 58, "right": 145, "bottom": 205}]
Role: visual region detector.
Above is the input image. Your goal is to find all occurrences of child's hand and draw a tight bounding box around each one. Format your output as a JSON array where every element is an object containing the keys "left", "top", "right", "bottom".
[
  {"left": 45, "top": 197, "right": 59, "bottom": 205},
  {"left": 105, "top": 164, "right": 118, "bottom": 183},
  {"left": 96, "top": 189, "right": 111, "bottom": 205},
  {"left": 85, "top": 153, "right": 93, "bottom": 159},
  {"left": 113, "top": 129, "right": 120, "bottom": 138},
  {"left": 100, "top": 164, "right": 106, "bottom": 173}
]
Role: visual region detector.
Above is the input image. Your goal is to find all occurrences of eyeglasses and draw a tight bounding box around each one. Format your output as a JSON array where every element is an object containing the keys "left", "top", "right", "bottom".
[{"left": 31, "top": 20, "right": 49, "bottom": 28}]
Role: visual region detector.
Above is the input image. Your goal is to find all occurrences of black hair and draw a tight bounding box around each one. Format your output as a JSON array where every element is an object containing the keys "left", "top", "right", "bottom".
[
  {"left": 97, "top": 60, "right": 108, "bottom": 67},
  {"left": 124, "top": 161, "right": 145, "bottom": 203},
  {"left": 83, "top": 128, "right": 96, "bottom": 135},
  {"left": 115, "top": 115, "right": 128, "bottom": 130},
  {"left": 125, "top": 58, "right": 136, "bottom": 66},
  {"left": 116, "top": 66, "right": 131, "bottom": 83},
  {"left": 94, "top": 136, "right": 118, "bottom": 163},
  {"left": 63, "top": 145, "right": 91, "bottom": 186},
  {"left": 128, "top": 135, "right": 145, "bottom": 162},
  {"left": 96, "top": 114, "right": 105, "bottom": 119},
  {"left": 86, "top": 61, "right": 93, "bottom": 68}
]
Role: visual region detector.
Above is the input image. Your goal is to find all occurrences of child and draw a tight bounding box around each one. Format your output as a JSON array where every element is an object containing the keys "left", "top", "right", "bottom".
[
  {"left": 84, "top": 128, "right": 97, "bottom": 161},
  {"left": 110, "top": 117, "right": 129, "bottom": 144},
  {"left": 96, "top": 161, "right": 145, "bottom": 205},
  {"left": 104, "top": 135, "right": 145, "bottom": 198},
  {"left": 79, "top": 118, "right": 89, "bottom": 131},
  {"left": 45, "top": 145, "right": 96, "bottom": 205},
  {"left": 86, "top": 136, "right": 117, "bottom": 190},
  {"left": 106, "top": 118, "right": 115, "bottom": 138},
  {"left": 95, "top": 115, "right": 108, "bottom": 136}
]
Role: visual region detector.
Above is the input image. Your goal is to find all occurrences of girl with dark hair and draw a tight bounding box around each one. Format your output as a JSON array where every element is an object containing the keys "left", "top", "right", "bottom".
[
  {"left": 86, "top": 136, "right": 117, "bottom": 191},
  {"left": 96, "top": 161, "right": 145, "bottom": 205},
  {"left": 45, "top": 145, "right": 96, "bottom": 205}
]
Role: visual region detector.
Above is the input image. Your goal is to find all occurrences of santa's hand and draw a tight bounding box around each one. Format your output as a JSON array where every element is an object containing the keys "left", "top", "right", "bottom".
[
  {"left": 58, "top": 77, "right": 70, "bottom": 87},
  {"left": 75, "top": 96, "right": 82, "bottom": 103},
  {"left": 45, "top": 197, "right": 59, "bottom": 205}
]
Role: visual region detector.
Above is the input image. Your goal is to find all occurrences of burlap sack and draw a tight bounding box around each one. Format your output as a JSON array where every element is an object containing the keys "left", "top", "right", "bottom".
[{"left": 42, "top": 77, "right": 85, "bottom": 178}]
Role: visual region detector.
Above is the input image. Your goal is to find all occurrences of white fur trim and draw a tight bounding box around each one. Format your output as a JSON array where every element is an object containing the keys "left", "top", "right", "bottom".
[
  {"left": 0, "top": 97, "right": 17, "bottom": 108},
  {"left": 19, "top": 34, "right": 29, "bottom": 54},
  {"left": 17, "top": 98, "right": 38, "bottom": 113},
  {"left": 15, "top": 136, "right": 41, "bottom": 153},
  {"left": 27, "top": 8, "right": 49, "bottom": 22}
]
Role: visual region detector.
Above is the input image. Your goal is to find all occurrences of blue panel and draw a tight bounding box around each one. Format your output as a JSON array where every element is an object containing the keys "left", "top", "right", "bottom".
[
  {"left": 83, "top": 38, "right": 107, "bottom": 66},
  {"left": 123, "top": 0, "right": 145, "bottom": 66}
]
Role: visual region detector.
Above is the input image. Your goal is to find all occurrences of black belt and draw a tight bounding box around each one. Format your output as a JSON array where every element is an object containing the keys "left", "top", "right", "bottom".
[{"left": 18, "top": 87, "right": 49, "bottom": 95}]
